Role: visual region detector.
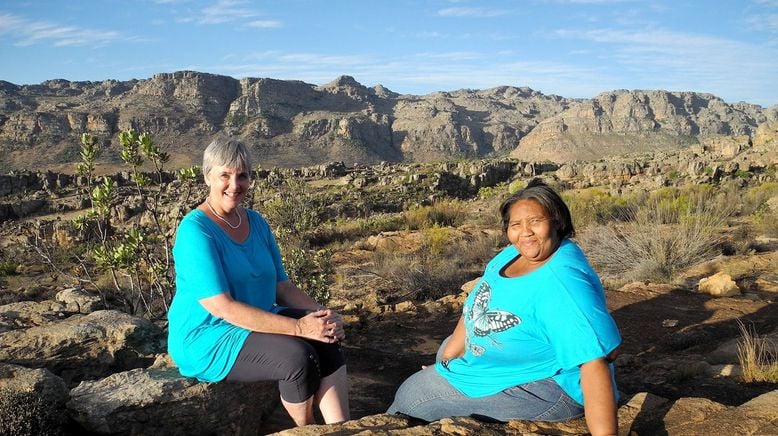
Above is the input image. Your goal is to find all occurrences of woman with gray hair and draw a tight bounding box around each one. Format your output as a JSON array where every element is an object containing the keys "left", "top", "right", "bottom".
[{"left": 168, "top": 135, "right": 349, "bottom": 426}]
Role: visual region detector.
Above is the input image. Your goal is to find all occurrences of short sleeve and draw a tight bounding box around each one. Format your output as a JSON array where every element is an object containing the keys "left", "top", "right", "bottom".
[
  {"left": 543, "top": 263, "right": 621, "bottom": 369},
  {"left": 253, "top": 212, "right": 289, "bottom": 283},
  {"left": 173, "top": 216, "right": 229, "bottom": 300}
]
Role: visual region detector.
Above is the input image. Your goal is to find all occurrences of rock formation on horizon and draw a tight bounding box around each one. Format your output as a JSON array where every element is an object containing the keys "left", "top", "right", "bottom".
[{"left": 0, "top": 71, "right": 775, "bottom": 171}]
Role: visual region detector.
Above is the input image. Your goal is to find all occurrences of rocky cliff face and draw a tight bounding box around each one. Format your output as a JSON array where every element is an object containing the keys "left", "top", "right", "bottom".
[
  {"left": 0, "top": 73, "right": 775, "bottom": 171},
  {"left": 512, "top": 90, "right": 777, "bottom": 162}
]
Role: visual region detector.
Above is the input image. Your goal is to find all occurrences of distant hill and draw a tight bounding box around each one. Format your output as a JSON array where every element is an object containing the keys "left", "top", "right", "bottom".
[
  {"left": 513, "top": 90, "right": 778, "bottom": 162},
  {"left": 0, "top": 71, "right": 775, "bottom": 172}
]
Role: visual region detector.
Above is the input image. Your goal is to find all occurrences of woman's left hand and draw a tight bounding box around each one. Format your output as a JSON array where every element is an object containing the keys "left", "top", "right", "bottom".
[{"left": 320, "top": 308, "right": 346, "bottom": 342}]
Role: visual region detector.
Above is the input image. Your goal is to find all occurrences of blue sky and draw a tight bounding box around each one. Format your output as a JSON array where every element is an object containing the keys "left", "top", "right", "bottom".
[{"left": 2, "top": 0, "right": 777, "bottom": 107}]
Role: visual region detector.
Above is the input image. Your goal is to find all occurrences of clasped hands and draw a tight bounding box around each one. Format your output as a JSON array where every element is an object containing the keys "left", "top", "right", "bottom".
[{"left": 294, "top": 308, "right": 346, "bottom": 343}]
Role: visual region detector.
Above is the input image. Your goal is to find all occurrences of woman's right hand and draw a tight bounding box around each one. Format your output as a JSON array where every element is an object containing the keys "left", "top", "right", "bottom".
[{"left": 294, "top": 309, "right": 345, "bottom": 343}]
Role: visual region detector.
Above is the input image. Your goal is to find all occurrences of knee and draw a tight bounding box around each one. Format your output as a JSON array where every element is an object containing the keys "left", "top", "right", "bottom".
[
  {"left": 285, "top": 342, "right": 320, "bottom": 383},
  {"left": 388, "top": 369, "right": 428, "bottom": 414}
]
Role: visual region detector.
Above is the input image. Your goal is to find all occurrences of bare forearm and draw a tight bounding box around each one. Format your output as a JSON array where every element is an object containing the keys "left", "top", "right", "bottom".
[
  {"left": 212, "top": 298, "right": 298, "bottom": 335},
  {"left": 276, "top": 280, "right": 321, "bottom": 311},
  {"left": 441, "top": 316, "right": 466, "bottom": 360},
  {"left": 581, "top": 358, "right": 618, "bottom": 436}
]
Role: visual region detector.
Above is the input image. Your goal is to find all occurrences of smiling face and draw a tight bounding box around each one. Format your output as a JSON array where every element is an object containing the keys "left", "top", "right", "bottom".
[
  {"left": 205, "top": 164, "right": 250, "bottom": 216},
  {"left": 505, "top": 199, "right": 561, "bottom": 266}
]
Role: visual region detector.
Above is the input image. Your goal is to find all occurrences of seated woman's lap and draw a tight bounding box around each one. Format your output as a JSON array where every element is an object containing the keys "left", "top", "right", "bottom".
[
  {"left": 225, "top": 308, "right": 345, "bottom": 403},
  {"left": 388, "top": 366, "right": 582, "bottom": 422}
]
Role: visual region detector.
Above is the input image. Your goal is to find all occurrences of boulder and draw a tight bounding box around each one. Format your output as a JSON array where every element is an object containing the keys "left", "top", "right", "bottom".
[
  {"left": 697, "top": 272, "right": 741, "bottom": 297},
  {"left": 68, "top": 359, "right": 279, "bottom": 435},
  {"left": 0, "top": 310, "right": 165, "bottom": 382},
  {"left": 0, "top": 300, "right": 69, "bottom": 333},
  {"left": 663, "top": 390, "right": 778, "bottom": 435},
  {"left": 55, "top": 287, "right": 104, "bottom": 314},
  {"left": 273, "top": 392, "right": 672, "bottom": 435}
]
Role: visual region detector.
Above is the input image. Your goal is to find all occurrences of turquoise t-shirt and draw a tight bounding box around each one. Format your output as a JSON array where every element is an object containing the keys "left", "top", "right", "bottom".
[
  {"left": 436, "top": 239, "right": 621, "bottom": 405},
  {"left": 167, "top": 208, "right": 289, "bottom": 382}
]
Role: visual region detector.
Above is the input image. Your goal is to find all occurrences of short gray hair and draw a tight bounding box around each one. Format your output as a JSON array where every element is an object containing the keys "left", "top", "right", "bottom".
[{"left": 202, "top": 135, "right": 252, "bottom": 177}]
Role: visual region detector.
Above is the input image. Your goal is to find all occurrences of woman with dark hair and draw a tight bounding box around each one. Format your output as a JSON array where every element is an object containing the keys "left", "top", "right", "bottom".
[
  {"left": 168, "top": 136, "right": 349, "bottom": 426},
  {"left": 388, "top": 178, "right": 621, "bottom": 436}
]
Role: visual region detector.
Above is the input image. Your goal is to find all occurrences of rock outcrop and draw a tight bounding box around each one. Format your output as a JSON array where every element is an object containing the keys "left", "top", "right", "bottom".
[
  {"left": 3, "top": 72, "right": 773, "bottom": 171},
  {"left": 0, "top": 293, "right": 281, "bottom": 434},
  {"left": 513, "top": 89, "right": 777, "bottom": 163},
  {"left": 68, "top": 357, "right": 278, "bottom": 435}
]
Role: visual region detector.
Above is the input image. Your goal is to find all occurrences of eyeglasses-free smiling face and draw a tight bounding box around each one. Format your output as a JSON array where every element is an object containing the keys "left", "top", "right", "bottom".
[
  {"left": 505, "top": 199, "right": 561, "bottom": 267},
  {"left": 205, "top": 165, "right": 250, "bottom": 216}
]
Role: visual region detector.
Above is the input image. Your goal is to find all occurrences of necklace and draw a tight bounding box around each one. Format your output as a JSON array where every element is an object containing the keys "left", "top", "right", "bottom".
[{"left": 206, "top": 198, "right": 242, "bottom": 229}]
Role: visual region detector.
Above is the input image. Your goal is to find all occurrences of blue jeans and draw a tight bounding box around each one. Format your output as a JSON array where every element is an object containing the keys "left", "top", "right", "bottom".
[{"left": 387, "top": 337, "right": 584, "bottom": 422}]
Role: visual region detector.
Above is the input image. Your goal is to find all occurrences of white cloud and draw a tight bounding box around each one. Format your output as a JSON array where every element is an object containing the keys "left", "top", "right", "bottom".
[
  {"left": 414, "top": 51, "right": 485, "bottom": 61},
  {"left": 552, "top": 27, "right": 778, "bottom": 104},
  {"left": 437, "top": 7, "right": 508, "bottom": 17},
  {"left": 747, "top": 13, "right": 778, "bottom": 33},
  {"left": 753, "top": 0, "right": 778, "bottom": 7},
  {"left": 199, "top": 0, "right": 259, "bottom": 24},
  {"left": 0, "top": 12, "right": 121, "bottom": 47},
  {"left": 247, "top": 20, "right": 282, "bottom": 28},
  {"left": 545, "top": 0, "right": 634, "bottom": 3}
]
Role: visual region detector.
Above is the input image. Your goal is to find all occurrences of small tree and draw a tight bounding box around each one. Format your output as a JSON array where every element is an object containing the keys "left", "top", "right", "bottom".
[{"left": 71, "top": 129, "right": 199, "bottom": 317}]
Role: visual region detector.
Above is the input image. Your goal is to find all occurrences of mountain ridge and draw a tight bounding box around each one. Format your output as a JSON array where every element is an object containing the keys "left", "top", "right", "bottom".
[{"left": 0, "top": 71, "right": 775, "bottom": 172}]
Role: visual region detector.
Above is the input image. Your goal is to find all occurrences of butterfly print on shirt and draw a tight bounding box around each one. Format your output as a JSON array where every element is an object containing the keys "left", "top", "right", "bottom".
[{"left": 466, "top": 280, "right": 521, "bottom": 356}]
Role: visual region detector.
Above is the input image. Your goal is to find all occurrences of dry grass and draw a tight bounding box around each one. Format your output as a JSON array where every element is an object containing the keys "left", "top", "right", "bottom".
[
  {"left": 403, "top": 200, "right": 467, "bottom": 230},
  {"left": 577, "top": 195, "right": 732, "bottom": 282},
  {"left": 370, "top": 229, "right": 503, "bottom": 301},
  {"left": 736, "top": 320, "right": 778, "bottom": 383}
]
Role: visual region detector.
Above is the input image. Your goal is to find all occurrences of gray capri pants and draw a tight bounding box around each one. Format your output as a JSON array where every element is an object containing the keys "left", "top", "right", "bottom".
[{"left": 225, "top": 308, "right": 346, "bottom": 403}]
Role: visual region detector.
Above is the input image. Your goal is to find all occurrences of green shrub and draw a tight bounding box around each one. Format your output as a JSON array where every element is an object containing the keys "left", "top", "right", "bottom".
[
  {"left": 735, "top": 169, "right": 754, "bottom": 180},
  {"left": 743, "top": 182, "right": 778, "bottom": 215},
  {"left": 0, "top": 260, "right": 18, "bottom": 276},
  {"left": 753, "top": 204, "right": 778, "bottom": 238},
  {"left": 280, "top": 238, "right": 333, "bottom": 305},
  {"left": 33, "top": 129, "right": 196, "bottom": 318},
  {"left": 422, "top": 224, "right": 452, "bottom": 256},
  {"left": 403, "top": 200, "right": 467, "bottom": 230},
  {"left": 262, "top": 178, "right": 324, "bottom": 234},
  {"left": 261, "top": 178, "right": 333, "bottom": 304},
  {"left": 563, "top": 188, "right": 636, "bottom": 230}
]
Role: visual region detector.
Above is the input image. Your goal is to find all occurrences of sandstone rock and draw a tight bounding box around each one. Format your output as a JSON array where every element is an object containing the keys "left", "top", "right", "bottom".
[
  {"left": 707, "top": 327, "right": 778, "bottom": 364},
  {"left": 513, "top": 90, "right": 766, "bottom": 163},
  {"left": 697, "top": 272, "right": 741, "bottom": 297},
  {"left": 663, "top": 396, "right": 729, "bottom": 430},
  {"left": 56, "top": 287, "right": 104, "bottom": 314},
  {"left": 0, "top": 300, "right": 68, "bottom": 333},
  {"left": 460, "top": 278, "right": 480, "bottom": 294},
  {"left": 710, "top": 363, "right": 743, "bottom": 377},
  {"left": 664, "top": 390, "right": 778, "bottom": 435},
  {"left": 273, "top": 413, "right": 415, "bottom": 435},
  {"left": 68, "top": 364, "right": 278, "bottom": 435},
  {"left": 0, "top": 310, "right": 165, "bottom": 382},
  {"left": 272, "top": 392, "right": 671, "bottom": 435}
]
